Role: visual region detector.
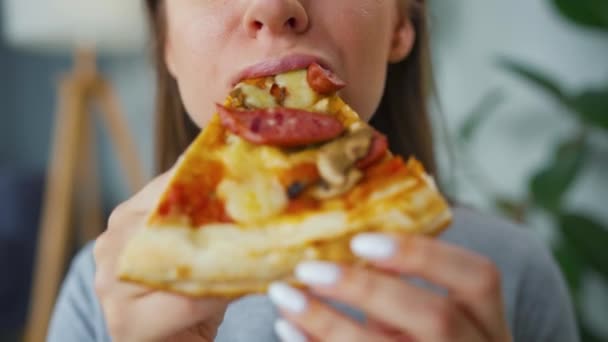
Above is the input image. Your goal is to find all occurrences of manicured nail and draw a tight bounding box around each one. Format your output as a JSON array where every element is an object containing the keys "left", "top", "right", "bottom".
[
  {"left": 274, "top": 319, "right": 308, "bottom": 342},
  {"left": 295, "top": 261, "right": 341, "bottom": 286},
  {"left": 268, "top": 282, "right": 308, "bottom": 313},
  {"left": 350, "top": 233, "right": 398, "bottom": 260}
]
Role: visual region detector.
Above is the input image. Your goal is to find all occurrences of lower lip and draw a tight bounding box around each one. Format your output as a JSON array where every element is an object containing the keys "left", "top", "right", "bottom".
[{"left": 234, "top": 55, "right": 323, "bottom": 85}]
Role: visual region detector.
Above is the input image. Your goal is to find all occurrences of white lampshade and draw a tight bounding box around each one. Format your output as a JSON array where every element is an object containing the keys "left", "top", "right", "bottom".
[{"left": 2, "top": 0, "right": 147, "bottom": 55}]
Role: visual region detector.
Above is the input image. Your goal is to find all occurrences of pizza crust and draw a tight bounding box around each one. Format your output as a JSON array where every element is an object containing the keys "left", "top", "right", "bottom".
[{"left": 118, "top": 176, "right": 452, "bottom": 297}]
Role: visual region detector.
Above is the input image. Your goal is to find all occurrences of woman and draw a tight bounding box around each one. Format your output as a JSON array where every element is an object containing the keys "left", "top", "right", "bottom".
[{"left": 48, "top": 1, "right": 578, "bottom": 341}]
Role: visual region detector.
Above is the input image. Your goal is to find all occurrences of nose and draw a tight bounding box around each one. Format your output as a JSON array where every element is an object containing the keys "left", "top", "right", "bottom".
[{"left": 243, "top": 0, "right": 309, "bottom": 38}]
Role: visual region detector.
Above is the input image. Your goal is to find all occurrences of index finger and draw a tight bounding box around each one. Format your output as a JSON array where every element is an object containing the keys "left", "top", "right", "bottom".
[
  {"left": 350, "top": 234, "right": 508, "bottom": 340},
  {"left": 94, "top": 170, "right": 173, "bottom": 268},
  {"left": 114, "top": 169, "right": 174, "bottom": 220}
]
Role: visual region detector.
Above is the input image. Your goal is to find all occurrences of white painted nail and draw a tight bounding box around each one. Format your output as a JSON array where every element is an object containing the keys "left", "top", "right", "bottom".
[
  {"left": 274, "top": 319, "right": 308, "bottom": 342},
  {"left": 295, "top": 261, "right": 341, "bottom": 286},
  {"left": 350, "top": 233, "right": 397, "bottom": 260},
  {"left": 268, "top": 282, "right": 308, "bottom": 313}
]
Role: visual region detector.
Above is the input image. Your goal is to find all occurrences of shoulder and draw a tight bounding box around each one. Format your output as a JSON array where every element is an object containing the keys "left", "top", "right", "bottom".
[
  {"left": 443, "top": 206, "right": 579, "bottom": 341},
  {"left": 442, "top": 206, "right": 553, "bottom": 299},
  {"left": 442, "top": 206, "right": 546, "bottom": 269}
]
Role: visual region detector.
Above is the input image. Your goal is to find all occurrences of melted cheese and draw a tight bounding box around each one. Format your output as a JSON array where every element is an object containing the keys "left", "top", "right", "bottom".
[
  {"left": 237, "top": 83, "right": 277, "bottom": 109},
  {"left": 219, "top": 134, "right": 318, "bottom": 171},
  {"left": 275, "top": 70, "right": 318, "bottom": 110},
  {"left": 215, "top": 136, "right": 287, "bottom": 224},
  {"left": 217, "top": 175, "right": 287, "bottom": 224},
  {"left": 312, "top": 98, "right": 330, "bottom": 113}
]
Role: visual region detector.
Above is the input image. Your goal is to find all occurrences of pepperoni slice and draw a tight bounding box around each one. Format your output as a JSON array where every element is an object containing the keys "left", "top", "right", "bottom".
[
  {"left": 356, "top": 131, "right": 388, "bottom": 169},
  {"left": 307, "top": 63, "right": 346, "bottom": 94},
  {"left": 217, "top": 105, "right": 345, "bottom": 147}
]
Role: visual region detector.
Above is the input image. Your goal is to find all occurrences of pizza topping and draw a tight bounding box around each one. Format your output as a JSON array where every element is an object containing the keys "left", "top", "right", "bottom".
[
  {"left": 312, "top": 123, "right": 389, "bottom": 199},
  {"left": 217, "top": 175, "right": 288, "bottom": 224},
  {"left": 312, "top": 98, "right": 330, "bottom": 113},
  {"left": 217, "top": 105, "right": 345, "bottom": 147},
  {"left": 270, "top": 83, "right": 288, "bottom": 105},
  {"left": 153, "top": 159, "right": 231, "bottom": 226},
  {"left": 317, "top": 125, "right": 374, "bottom": 186},
  {"left": 313, "top": 168, "right": 363, "bottom": 199},
  {"left": 307, "top": 63, "right": 346, "bottom": 95},
  {"left": 277, "top": 162, "right": 320, "bottom": 198},
  {"left": 287, "top": 182, "right": 306, "bottom": 199},
  {"left": 234, "top": 83, "right": 278, "bottom": 109},
  {"left": 275, "top": 69, "right": 319, "bottom": 110},
  {"left": 355, "top": 131, "right": 389, "bottom": 169},
  {"left": 284, "top": 196, "right": 321, "bottom": 214}
]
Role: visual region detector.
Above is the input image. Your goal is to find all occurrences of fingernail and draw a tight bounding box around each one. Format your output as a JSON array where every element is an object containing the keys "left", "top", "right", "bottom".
[
  {"left": 350, "top": 233, "right": 397, "bottom": 260},
  {"left": 268, "top": 282, "right": 308, "bottom": 313},
  {"left": 274, "top": 319, "right": 307, "bottom": 342},
  {"left": 295, "top": 261, "right": 341, "bottom": 286}
]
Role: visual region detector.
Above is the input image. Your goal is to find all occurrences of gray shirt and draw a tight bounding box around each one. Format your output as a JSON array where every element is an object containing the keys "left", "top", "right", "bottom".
[{"left": 47, "top": 207, "right": 579, "bottom": 341}]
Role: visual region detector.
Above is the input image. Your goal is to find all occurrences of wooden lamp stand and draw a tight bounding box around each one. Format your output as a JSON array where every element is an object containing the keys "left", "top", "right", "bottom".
[{"left": 24, "top": 48, "right": 146, "bottom": 342}]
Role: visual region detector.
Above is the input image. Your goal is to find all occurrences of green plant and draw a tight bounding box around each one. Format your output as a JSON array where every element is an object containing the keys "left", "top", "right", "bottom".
[{"left": 454, "top": 1, "right": 608, "bottom": 341}]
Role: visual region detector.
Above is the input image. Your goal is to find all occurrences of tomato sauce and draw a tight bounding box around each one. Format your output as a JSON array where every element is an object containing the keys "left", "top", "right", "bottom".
[{"left": 155, "top": 158, "right": 232, "bottom": 226}]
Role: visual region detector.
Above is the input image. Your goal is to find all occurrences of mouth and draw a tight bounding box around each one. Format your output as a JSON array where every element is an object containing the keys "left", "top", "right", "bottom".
[{"left": 230, "top": 54, "right": 334, "bottom": 86}]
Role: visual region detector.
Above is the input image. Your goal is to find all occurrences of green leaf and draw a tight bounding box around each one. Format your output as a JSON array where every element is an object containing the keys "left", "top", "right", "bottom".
[
  {"left": 553, "top": 240, "right": 586, "bottom": 292},
  {"left": 552, "top": 0, "right": 608, "bottom": 32},
  {"left": 494, "top": 198, "right": 527, "bottom": 223},
  {"left": 571, "top": 87, "right": 608, "bottom": 131},
  {"left": 501, "top": 59, "right": 608, "bottom": 129},
  {"left": 458, "top": 88, "right": 505, "bottom": 143},
  {"left": 560, "top": 213, "right": 608, "bottom": 280},
  {"left": 499, "top": 59, "right": 567, "bottom": 103},
  {"left": 530, "top": 138, "right": 587, "bottom": 212},
  {"left": 580, "top": 320, "right": 607, "bottom": 342}
]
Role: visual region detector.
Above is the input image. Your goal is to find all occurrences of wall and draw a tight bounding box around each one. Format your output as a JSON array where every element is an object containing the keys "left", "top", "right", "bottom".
[
  {"left": 0, "top": 4, "right": 154, "bottom": 206},
  {"left": 431, "top": 0, "right": 608, "bottom": 218}
]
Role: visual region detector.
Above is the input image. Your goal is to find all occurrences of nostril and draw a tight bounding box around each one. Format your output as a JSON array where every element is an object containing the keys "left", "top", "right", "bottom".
[
  {"left": 253, "top": 20, "right": 263, "bottom": 30},
  {"left": 285, "top": 17, "right": 296, "bottom": 29}
]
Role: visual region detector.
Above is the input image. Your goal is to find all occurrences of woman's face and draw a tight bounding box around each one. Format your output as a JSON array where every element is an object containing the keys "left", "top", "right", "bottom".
[{"left": 164, "top": 0, "right": 414, "bottom": 128}]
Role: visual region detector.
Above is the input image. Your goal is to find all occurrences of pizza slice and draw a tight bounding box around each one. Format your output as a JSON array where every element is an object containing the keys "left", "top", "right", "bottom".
[{"left": 118, "top": 63, "right": 452, "bottom": 297}]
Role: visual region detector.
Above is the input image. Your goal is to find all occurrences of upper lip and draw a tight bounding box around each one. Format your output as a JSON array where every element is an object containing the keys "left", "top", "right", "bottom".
[{"left": 230, "top": 53, "right": 333, "bottom": 86}]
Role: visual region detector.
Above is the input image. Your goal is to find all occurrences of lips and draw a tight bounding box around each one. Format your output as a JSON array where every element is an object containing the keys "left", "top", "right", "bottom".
[{"left": 230, "top": 54, "right": 334, "bottom": 86}]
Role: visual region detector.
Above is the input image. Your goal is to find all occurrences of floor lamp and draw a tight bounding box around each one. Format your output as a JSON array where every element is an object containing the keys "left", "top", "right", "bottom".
[{"left": 2, "top": 1, "right": 148, "bottom": 341}]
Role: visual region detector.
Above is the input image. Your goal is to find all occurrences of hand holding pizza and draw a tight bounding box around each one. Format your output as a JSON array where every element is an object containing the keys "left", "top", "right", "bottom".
[
  {"left": 93, "top": 173, "right": 229, "bottom": 342},
  {"left": 269, "top": 234, "right": 513, "bottom": 342}
]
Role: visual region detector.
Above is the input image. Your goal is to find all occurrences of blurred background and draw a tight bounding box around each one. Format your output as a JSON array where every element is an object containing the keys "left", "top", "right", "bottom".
[{"left": 0, "top": 0, "right": 606, "bottom": 341}]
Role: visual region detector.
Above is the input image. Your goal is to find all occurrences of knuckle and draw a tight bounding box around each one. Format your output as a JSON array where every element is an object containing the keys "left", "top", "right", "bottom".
[
  {"left": 348, "top": 270, "right": 379, "bottom": 300},
  {"left": 406, "top": 238, "right": 432, "bottom": 271},
  {"left": 314, "top": 314, "right": 342, "bottom": 340},
  {"left": 107, "top": 203, "right": 127, "bottom": 228},
  {"left": 426, "top": 299, "right": 458, "bottom": 339},
  {"left": 476, "top": 257, "right": 501, "bottom": 296},
  {"left": 315, "top": 316, "right": 369, "bottom": 342},
  {"left": 181, "top": 300, "right": 205, "bottom": 317}
]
